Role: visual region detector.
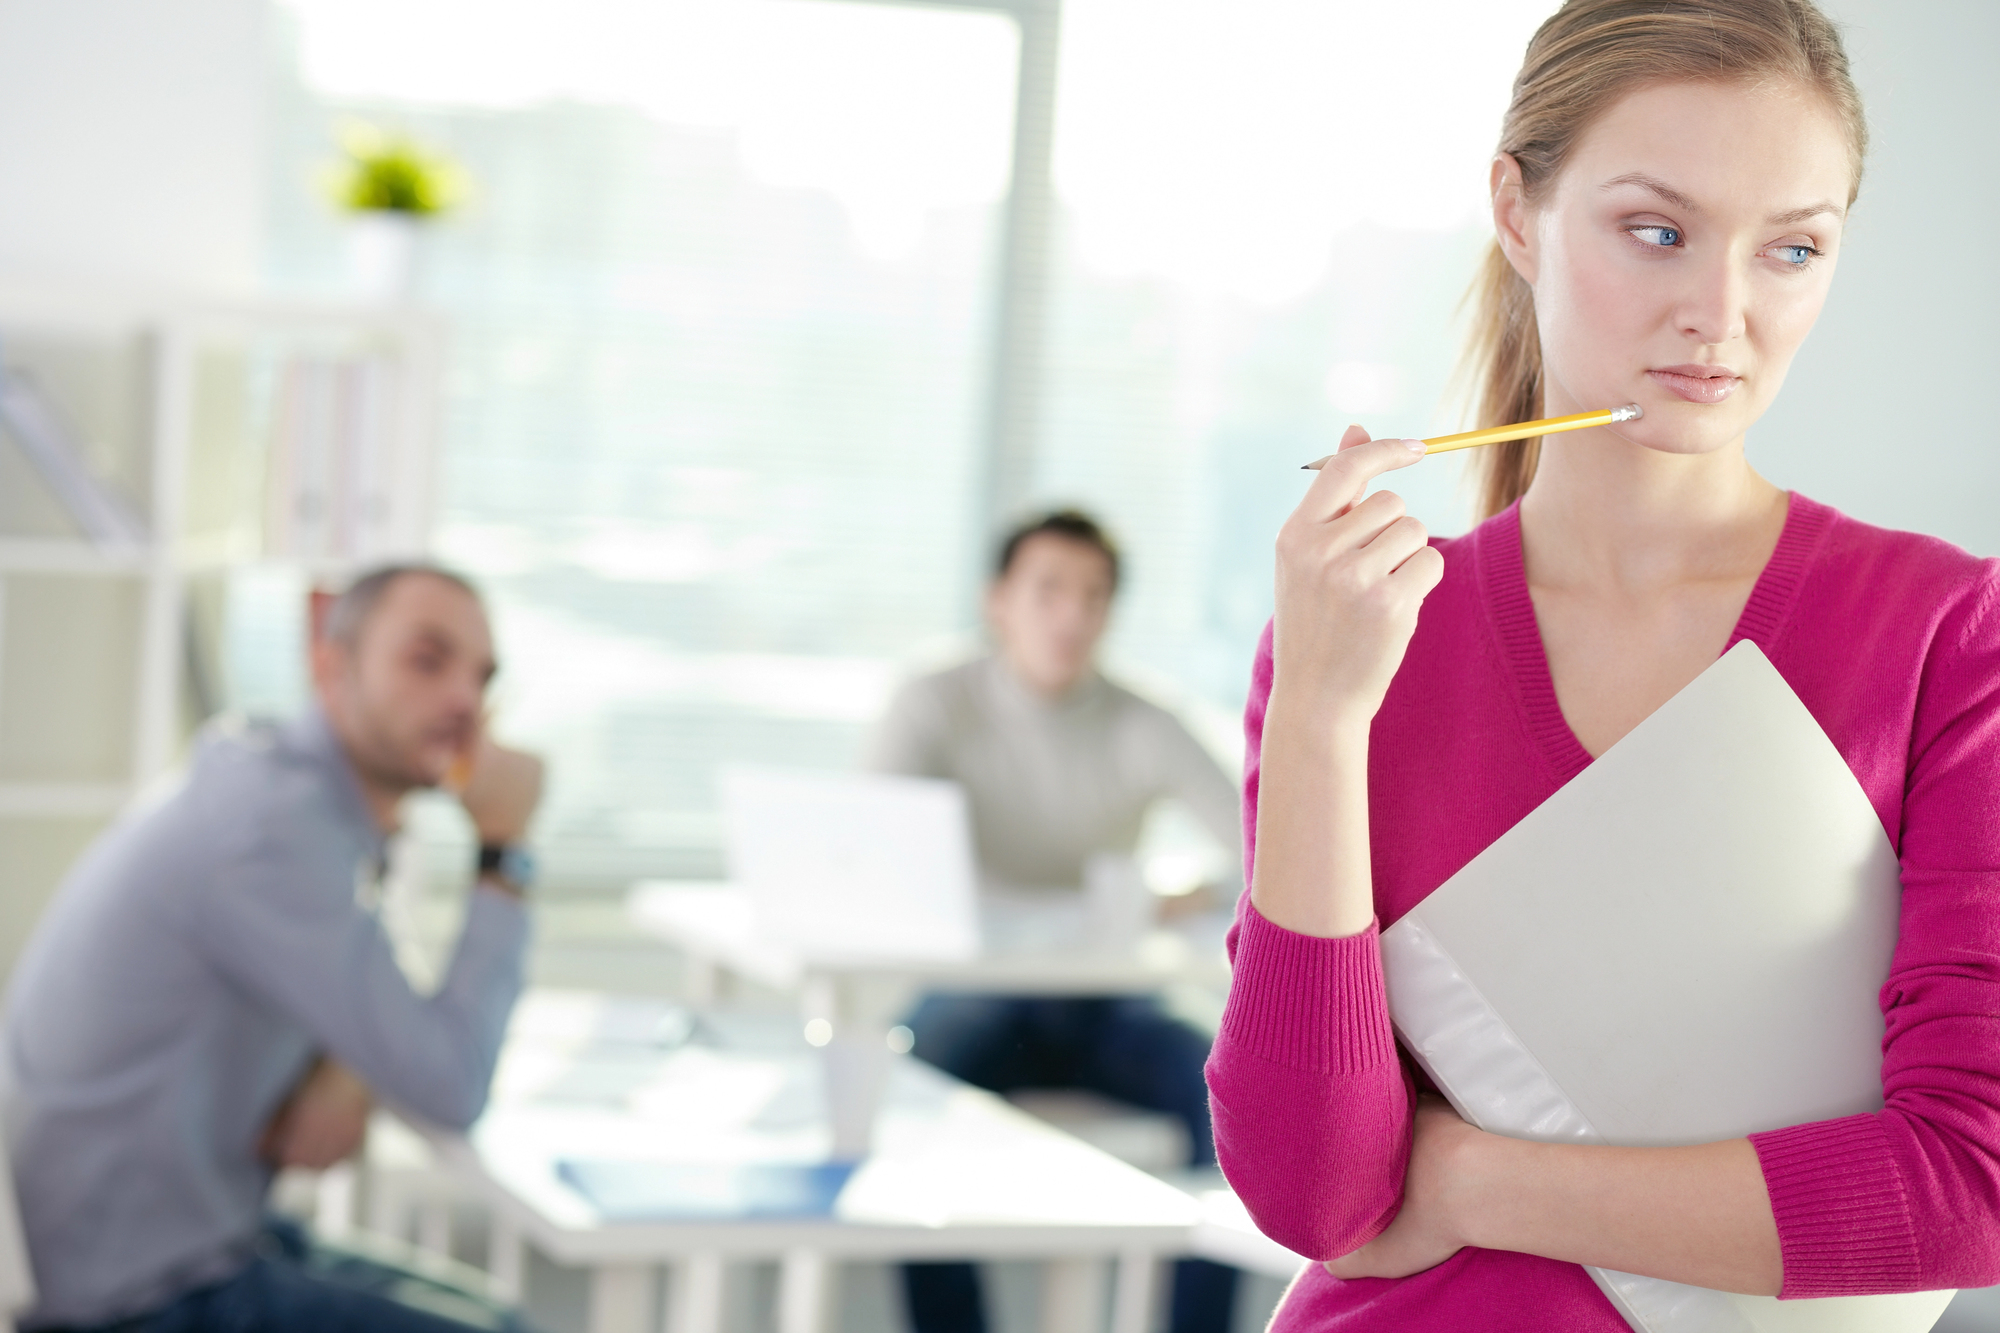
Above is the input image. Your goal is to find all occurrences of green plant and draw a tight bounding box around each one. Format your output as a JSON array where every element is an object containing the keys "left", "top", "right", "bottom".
[{"left": 328, "top": 123, "right": 464, "bottom": 217}]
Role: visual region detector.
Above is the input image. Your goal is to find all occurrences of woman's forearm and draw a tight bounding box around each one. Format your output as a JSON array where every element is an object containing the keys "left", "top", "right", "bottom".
[
  {"left": 1250, "top": 431, "right": 1437, "bottom": 940},
  {"left": 1248, "top": 697, "right": 1376, "bottom": 938},
  {"left": 1456, "top": 1131, "right": 1782, "bottom": 1294},
  {"left": 1216, "top": 696, "right": 1415, "bottom": 1256}
]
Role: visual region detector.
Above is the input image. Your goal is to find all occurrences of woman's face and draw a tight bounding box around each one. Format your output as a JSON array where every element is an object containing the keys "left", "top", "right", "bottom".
[{"left": 1498, "top": 79, "right": 1854, "bottom": 456}]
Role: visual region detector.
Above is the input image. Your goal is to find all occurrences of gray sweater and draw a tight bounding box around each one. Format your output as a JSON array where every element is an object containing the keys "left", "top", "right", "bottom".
[
  {"left": 866, "top": 656, "right": 1241, "bottom": 892},
  {"left": 0, "top": 709, "right": 528, "bottom": 1327}
]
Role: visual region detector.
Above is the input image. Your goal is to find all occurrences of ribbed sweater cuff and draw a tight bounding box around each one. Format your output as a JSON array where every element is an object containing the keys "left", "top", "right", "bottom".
[
  {"left": 1751, "top": 1114, "right": 1921, "bottom": 1297},
  {"left": 1218, "top": 901, "right": 1396, "bottom": 1075}
]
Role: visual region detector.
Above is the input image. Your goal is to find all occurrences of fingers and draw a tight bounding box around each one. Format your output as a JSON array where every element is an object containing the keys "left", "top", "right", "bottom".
[
  {"left": 269, "top": 1101, "right": 372, "bottom": 1171},
  {"left": 1343, "top": 490, "right": 1410, "bottom": 547},
  {"left": 1282, "top": 486, "right": 1398, "bottom": 560},
  {"left": 462, "top": 743, "right": 549, "bottom": 845},
  {"left": 257, "top": 1114, "right": 286, "bottom": 1166},
  {"left": 1299, "top": 421, "right": 1386, "bottom": 472},
  {"left": 446, "top": 731, "right": 480, "bottom": 794},
  {"left": 1352, "top": 513, "right": 1433, "bottom": 580},
  {"left": 1302, "top": 430, "right": 1425, "bottom": 521},
  {"left": 1387, "top": 541, "right": 1446, "bottom": 594},
  {"left": 1324, "top": 1238, "right": 1378, "bottom": 1279},
  {"left": 1277, "top": 489, "right": 1437, "bottom": 611}
]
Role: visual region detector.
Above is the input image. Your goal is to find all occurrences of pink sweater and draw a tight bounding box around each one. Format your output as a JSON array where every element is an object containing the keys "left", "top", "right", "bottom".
[{"left": 1207, "top": 495, "right": 2000, "bottom": 1329}]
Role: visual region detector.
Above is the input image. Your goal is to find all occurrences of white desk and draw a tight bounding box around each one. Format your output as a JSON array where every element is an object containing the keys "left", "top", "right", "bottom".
[
  {"left": 628, "top": 881, "right": 1230, "bottom": 998},
  {"left": 626, "top": 882, "right": 1232, "bottom": 1156},
  {"left": 424, "top": 995, "right": 1212, "bottom": 1333}
]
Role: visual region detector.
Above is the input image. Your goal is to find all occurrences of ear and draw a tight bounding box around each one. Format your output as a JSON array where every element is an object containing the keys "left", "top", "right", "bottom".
[
  {"left": 1490, "top": 153, "right": 1538, "bottom": 286},
  {"left": 308, "top": 634, "right": 346, "bottom": 712}
]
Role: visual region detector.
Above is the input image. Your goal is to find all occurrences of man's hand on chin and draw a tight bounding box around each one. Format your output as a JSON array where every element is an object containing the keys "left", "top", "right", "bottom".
[
  {"left": 458, "top": 734, "right": 546, "bottom": 850},
  {"left": 259, "top": 1057, "right": 373, "bottom": 1171}
]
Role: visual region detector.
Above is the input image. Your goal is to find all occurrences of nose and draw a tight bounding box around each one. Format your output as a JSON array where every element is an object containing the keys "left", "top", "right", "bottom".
[
  {"left": 1674, "top": 248, "right": 1749, "bottom": 348},
  {"left": 449, "top": 667, "right": 486, "bottom": 716}
]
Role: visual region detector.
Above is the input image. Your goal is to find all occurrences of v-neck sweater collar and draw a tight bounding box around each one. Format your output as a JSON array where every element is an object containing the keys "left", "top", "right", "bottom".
[{"left": 1474, "top": 492, "right": 1834, "bottom": 787}]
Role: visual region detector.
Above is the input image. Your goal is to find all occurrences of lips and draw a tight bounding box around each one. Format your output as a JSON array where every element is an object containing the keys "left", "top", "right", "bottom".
[{"left": 1648, "top": 364, "right": 1741, "bottom": 405}]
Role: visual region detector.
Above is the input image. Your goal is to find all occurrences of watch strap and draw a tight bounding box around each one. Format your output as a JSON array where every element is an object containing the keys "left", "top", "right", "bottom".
[{"left": 477, "top": 843, "right": 536, "bottom": 891}]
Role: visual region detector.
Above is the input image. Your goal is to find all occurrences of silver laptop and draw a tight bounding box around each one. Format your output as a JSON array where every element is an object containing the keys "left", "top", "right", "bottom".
[{"left": 720, "top": 766, "right": 981, "bottom": 966}]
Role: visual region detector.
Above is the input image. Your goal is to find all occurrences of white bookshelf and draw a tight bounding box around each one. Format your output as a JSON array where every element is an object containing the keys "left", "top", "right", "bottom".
[{"left": 0, "top": 291, "right": 445, "bottom": 972}]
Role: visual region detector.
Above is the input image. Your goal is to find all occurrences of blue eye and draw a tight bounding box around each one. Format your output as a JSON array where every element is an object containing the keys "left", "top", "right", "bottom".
[
  {"left": 1631, "top": 225, "right": 1681, "bottom": 248},
  {"left": 1773, "top": 244, "right": 1818, "bottom": 266}
]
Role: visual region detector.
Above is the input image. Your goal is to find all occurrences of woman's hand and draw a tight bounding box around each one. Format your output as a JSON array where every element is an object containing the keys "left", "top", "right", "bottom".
[
  {"left": 1271, "top": 425, "right": 1442, "bottom": 724},
  {"left": 1326, "top": 1095, "right": 1482, "bottom": 1281},
  {"left": 1251, "top": 425, "right": 1441, "bottom": 938}
]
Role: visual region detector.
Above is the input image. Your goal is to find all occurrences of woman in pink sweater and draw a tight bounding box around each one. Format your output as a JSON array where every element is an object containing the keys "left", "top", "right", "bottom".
[{"left": 1206, "top": 0, "right": 2000, "bottom": 1328}]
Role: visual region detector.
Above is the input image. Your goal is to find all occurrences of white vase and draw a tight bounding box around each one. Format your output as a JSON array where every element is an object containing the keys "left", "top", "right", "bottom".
[{"left": 345, "top": 211, "right": 422, "bottom": 302}]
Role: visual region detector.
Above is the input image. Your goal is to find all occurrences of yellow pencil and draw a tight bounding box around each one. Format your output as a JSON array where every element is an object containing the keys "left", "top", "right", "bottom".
[{"left": 1302, "top": 404, "right": 1642, "bottom": 470}]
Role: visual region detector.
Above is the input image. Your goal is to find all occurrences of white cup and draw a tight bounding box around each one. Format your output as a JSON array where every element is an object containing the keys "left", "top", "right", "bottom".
[{"left": 1084, "top": 853, "right": 1152, "bottom": 953}]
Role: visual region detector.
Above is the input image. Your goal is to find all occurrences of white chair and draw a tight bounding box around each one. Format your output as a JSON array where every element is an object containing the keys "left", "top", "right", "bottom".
[{"left": 0, "top": 1142, "right": 38, "bottom": 1331}]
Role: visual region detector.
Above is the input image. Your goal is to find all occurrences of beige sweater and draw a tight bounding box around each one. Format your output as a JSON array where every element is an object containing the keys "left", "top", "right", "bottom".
[{"left": 866, "top": 655, "right": 1242, "bottom": 892}]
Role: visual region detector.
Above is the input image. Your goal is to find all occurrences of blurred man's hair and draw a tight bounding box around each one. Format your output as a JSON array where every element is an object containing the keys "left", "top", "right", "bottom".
[
  {"left": 994, "top": 509, "right": 1121, "bottom": 591},
  {"left": 323, "top": 563, "right": 483, "bottom": 648}
]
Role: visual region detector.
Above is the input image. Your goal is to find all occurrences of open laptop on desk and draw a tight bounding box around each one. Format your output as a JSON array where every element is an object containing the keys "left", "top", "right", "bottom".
[{"left": 720, "top": 766, "right": 982, "bottom": 966}]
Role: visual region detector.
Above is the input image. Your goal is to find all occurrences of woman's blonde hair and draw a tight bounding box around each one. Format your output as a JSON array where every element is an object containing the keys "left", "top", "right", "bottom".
[{"left": 1462, "top": 0, "right": 1867, "bottom": 520}]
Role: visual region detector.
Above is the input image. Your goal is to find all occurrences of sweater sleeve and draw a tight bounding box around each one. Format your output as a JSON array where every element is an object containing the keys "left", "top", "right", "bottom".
[
  {"left": 1751, "top": 566, "right": 2000, "bottom": 1297},
  {"left": 193, "top": 814, "right": 528, "bottom": 1132},
  {"left": 1204, "top": 619, "right": 1415, "bottom": 1259}
]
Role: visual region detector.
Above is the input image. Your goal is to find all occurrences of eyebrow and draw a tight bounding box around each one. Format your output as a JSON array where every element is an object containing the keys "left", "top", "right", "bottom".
[
  {"left": 1767, "top": 200, "right": 1845, "bottom": 225},
  {"left": 408, "top": 626, "right": 498, "bottom": 682},
  {"left": 409, "top": 626, "right": 455, "bottom": 652},
  {"left": 1600, "top": 172, "right": 1844, "bottom": 227},
  {"left": 1602, "top": 172, "right": 1701, "bottom": 213}
]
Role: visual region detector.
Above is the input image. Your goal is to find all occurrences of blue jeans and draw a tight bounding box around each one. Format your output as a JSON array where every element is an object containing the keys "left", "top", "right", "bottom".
[
  {"left": 901, "top": 995, "right": 1239, "bottom": 1333},
  {"left": 54, "top": 1217, "right": 532, "bottom": 1333}
]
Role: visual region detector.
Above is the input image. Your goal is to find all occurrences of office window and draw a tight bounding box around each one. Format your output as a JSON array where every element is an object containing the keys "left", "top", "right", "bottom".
[
  {"left": 1035, "top": 0, "right": 1555, "bottom": 709},
  {"left": 260, "top": 0, "right": 1553, "bottom": 890},
  {"left": 266, "top": 0, "right": 1018, "bottom": 885}
]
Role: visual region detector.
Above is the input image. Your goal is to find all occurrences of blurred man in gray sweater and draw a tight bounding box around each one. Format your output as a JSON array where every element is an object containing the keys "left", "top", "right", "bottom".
[
  {"left": 1, "top": 566, "right": 542, "bottom": 1332},
  {"left": 869, "top": 510, "right": 1242, "bottom": 1333}
]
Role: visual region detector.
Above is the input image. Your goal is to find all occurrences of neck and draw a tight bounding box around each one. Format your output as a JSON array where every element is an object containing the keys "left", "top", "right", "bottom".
[
  {"left": 999, "top": 650, "right": 1090, "bottom": 701},
  {"left": 1517, "top": 426, "right": 1784, "bottom": 595},
  {"left": 352, "top": 774, "right": 407, "bottom": 834},
  {"left": 318, "top": 701, "right": 410, "bottom": 834}
]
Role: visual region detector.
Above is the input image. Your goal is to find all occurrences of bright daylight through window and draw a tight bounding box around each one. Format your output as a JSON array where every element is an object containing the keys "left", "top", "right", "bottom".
[{"left": 256, "top": 0, "right": 1554, "bottom": 891}]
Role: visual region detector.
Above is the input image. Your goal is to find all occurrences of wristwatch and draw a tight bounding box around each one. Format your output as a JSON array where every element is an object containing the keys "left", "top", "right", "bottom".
[{"left": 477, "top": 843, "right": 537, "bottom": 894}]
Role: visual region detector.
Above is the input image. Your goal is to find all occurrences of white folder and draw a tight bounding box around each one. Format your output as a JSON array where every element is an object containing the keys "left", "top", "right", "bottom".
[{"left": 1381, "top": 641, "right": 1955, "bottom": 1333}]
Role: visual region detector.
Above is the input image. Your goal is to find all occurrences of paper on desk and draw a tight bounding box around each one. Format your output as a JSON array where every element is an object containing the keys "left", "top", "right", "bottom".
[
  {"left": 1381, "top": 641, "right": 1955, "bottom": 1333},
  {"left": 558, "top": 1159, "right": 857, "bottom": 1221}
]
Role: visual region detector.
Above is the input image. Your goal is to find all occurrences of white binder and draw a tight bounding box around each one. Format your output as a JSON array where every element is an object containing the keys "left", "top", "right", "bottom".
[{"left": 1381, "top": 641, "right": 1955, "bottom": 1333}]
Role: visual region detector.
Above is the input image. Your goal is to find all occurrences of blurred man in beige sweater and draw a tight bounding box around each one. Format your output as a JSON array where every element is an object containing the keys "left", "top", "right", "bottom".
[{"left": 869, "top": 510, "right": 1242, "bottom": 1333}]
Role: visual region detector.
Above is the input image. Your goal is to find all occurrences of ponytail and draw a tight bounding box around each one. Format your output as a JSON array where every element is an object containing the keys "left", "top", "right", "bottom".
[{"left": 1462, "top": 239, "right": 1544, "bottom": 521}]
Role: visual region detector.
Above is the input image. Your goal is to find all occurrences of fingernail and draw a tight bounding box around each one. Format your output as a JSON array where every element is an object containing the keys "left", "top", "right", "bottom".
[{"left": 1403, "top": 438, "right": 1427, "bottom": 455}]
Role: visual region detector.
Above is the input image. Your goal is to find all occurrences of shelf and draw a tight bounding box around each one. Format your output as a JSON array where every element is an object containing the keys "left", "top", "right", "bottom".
[
  {"left": 0, "top": 539, "right": 156, "bottom": 576},
  {"left": 0, "top": 783, "right": 132, "bottom": 818},
  {"left": 0, "top": 539, "right": 390, "bottom": 581}
]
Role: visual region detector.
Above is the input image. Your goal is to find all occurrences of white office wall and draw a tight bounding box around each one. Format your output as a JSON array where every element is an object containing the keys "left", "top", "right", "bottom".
[
  {"left": 0, "top": 0, "right": 267, "bottom": 296},
  {"left": 1753, "top": 0, "right": 2000, "bottom": 557},
  {"left": 0, "top": 0, "right": 267, "bottom": 985}
]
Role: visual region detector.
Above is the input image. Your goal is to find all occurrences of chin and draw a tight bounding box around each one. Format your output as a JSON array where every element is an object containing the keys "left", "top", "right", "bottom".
[
  {"left": 404, "top": 752, "right": 455, "bottom": 790},
  {"left": 1612, "top": 404, "right": 1753, "bottom": 458},
  {"left": 1622, "top": 428, "right": 1731, "bottom": 457}
]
